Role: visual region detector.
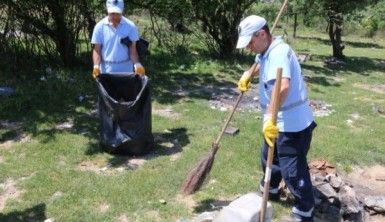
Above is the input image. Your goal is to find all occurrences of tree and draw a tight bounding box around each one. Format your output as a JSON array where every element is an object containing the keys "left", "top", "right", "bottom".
[
  {"left": 190, "top": 0, "right": 255, "bottom": 58},
  {"left": 3, "top": 0, "right": 99, "bottom": 66},
  {"left": 306, "top": 0, "right": 379, "bottom": 59}
]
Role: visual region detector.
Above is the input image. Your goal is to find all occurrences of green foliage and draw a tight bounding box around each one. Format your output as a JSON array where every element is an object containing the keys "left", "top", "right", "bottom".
[
  {"left": 190, "top": 0, "right": 255, "bottom": 58},
  {"left": 1, "top": 0, "right": 99, "bottom": 67}
]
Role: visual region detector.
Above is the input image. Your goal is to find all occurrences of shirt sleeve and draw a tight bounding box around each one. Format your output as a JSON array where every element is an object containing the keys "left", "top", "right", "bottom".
[
  {"left": 128, "top": 25, "right": 139, "bottom": 42},
  {"left": 265, "top": 44, "right": 291, "bottom": 81},
  {"left": 91, "top": 23, "right": 103, "bottom": 45}
]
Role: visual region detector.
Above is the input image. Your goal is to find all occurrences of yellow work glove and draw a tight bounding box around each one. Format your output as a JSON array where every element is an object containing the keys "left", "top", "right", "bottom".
[
  {"left": 134, "top": 62, "right": 145, "bottom": 76},
  {"left": 237, "top": 71, "right": 252, "bottom": 92},
  {"left": 263, "top": 115, "right": 279, "bottom": 147},
  {"left": 92, "top": 65, "right": 100, "bottom": 79}
]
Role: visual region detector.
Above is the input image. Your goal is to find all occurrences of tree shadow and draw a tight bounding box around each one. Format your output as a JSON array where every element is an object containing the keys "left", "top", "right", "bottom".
[
  {"left": 0, "top": 203, "right": 47, "bottom": 222},
  {"left": 295, "top": 36, "right": 383, "bottom": 49}
]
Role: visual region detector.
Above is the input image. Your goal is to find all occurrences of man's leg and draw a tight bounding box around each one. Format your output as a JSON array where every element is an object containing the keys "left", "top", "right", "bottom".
[{"left": 277, "top": 122, "right": 316, "bottom": 221}]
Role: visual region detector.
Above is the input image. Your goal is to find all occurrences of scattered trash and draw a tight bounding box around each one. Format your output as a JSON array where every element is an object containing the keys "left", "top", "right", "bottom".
[
  {"left": 0, "top": 87, "right": 15, "bottom": 96},
  {"left": 78, "top": 95, "right": 86, "bottom": 102}
]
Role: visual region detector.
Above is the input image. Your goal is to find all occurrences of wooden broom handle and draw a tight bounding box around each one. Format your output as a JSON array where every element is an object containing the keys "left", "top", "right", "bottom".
[{"left": 260, "top": 68, "right": 282, "bottom": 222}]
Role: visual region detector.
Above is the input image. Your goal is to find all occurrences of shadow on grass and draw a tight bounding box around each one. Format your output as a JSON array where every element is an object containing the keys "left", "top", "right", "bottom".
[
  {"left": 296, "top": 36, "right": 384, "bottom": 49},
  {"left": 194, "top": 198, "right": 232, "bottom": 213},
  {"left": 84, "top": 127, "right": 190, "bottom": 167},
  {"left": 0, "top": 203, "right": 47, "bottom": 222},
  {"left": 1, "top": 47, "right": 383, "bottom": 149}
]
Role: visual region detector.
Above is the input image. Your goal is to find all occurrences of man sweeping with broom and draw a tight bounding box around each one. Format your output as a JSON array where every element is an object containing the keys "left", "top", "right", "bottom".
[{"left": 236, "top": 15, "right": 317, "bottom": 222}]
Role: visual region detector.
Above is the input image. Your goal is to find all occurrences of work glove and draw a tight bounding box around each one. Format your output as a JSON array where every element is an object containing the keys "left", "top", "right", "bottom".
[
  {"left": 92, "top": 65, "right": 100, "bottom": 79},
  {"left": 237, "top": 71, "right": 252, "bottom": 92},
  {"left": 263, "top": 115, "right": 279, "bottom": 147},
  {"left": 134, "top": 62, "right": 145, "bottom": 76}
]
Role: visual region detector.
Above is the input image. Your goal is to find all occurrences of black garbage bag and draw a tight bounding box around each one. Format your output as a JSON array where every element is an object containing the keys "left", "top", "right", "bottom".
[{"left": 96, "top": 73, "right": 154, "bottom": 155}]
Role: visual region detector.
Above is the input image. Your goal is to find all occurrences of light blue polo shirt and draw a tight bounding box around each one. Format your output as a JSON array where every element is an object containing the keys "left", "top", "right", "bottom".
[
  {"left": 91, "top": 16, "right": 139, "bottom": 74},
  {"left": 257, "top": 36, "right": 314, "bottom": 132}
]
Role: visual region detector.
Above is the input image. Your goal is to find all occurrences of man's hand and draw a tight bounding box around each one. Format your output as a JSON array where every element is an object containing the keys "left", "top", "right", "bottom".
[
  {"left": 134, "top": 63, "right": 145, "bottom": 75},
  {"left": 92, "top": 65, "right": 100, "bottom": 79},
  {"left": 238, "top": 71, "right": 252, "bottom": 92},
  {"left": 263, "top": 116, "right": 279, "bottom": 147}
]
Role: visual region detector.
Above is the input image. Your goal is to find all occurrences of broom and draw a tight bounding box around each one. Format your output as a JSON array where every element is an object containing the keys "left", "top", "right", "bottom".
[
  {"left": 260, "top": 68, "right": 282, "bottom": 222},
  {"left": 181, "top": 0, "right": 289, "bottom": 195}
]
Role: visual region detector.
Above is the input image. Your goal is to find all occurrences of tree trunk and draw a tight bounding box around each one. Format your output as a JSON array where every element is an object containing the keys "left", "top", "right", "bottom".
[
  {"left": 327, "top": 13, "right": 344, "bottom": 59},
  {"left": 293, "top": 13, "right": 297, "bottom": 38}
]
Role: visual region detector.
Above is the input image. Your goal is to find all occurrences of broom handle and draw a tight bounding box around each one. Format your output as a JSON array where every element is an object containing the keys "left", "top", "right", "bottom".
[
  {"left": 271, "top": 0, "right": 289, "bottom": 34},
  {"left": 213, "top": 0, "right": 288, "bottom": 149},
  {"left": 213, "top": 92, "right": 243, "bottom": 147},
  {"left": 260, "top": 68, "right": 282, "bottom": 222}
]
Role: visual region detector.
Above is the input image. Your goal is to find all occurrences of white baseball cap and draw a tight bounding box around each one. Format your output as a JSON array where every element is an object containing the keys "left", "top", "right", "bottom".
[
  {"left": 106, "top": 0, "right": 124, "bottom": 14},
  {"left": 236, "top": 15, "right": 267, "bottom": 48}
]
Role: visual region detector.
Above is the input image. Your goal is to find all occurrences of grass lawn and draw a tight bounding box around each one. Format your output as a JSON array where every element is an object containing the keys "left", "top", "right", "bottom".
[{"left": 1, "top": 29, "right": 385, "bottom": 221}]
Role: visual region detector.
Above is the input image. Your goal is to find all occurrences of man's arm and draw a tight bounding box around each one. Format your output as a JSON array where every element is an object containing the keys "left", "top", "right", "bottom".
[
  {"left": 92, "top": 44, "right": 102, "bottom": 67},
  {"left": 129, "top": 42, "right": 139, "bottom": 64},
  {"left": 130, "top": 41, "right": 146, "bottom": 75}
]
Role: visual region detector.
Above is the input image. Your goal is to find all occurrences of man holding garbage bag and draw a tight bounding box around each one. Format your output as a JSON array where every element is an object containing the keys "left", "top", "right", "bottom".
[{"left": 91, "top": 0, "right": 145, "bottom": 78}]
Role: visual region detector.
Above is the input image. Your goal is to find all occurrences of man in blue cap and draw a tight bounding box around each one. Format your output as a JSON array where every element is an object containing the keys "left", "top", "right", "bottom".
[
  {"left": 236, "top": 15, "right": 317, "bottom": 222},
  {"left": 91, "top": 0, "right": 145, "bottom": 78}
]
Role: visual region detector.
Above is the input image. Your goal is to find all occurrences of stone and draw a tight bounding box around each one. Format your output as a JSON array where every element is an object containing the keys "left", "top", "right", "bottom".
[
  {"left": 363, "top": 196, "right": 385, "bottom": 213},
  {"left": 326, "top": 173, "right": 344, "bottom": 190},
  {"left": 214, "top": 193, "right": 272, "bottom": 222},
  {"left": 192, "top": 211, "right": 219, "bottom": 222},
  {"left": 314, "top": 182, "right": 337, "bottom": 200},
  {"left": 339, "top": 185, "right": 362, "bottom": 215},
  {"left": 224, "top": 127, "right": 239, "bottom": 136}
]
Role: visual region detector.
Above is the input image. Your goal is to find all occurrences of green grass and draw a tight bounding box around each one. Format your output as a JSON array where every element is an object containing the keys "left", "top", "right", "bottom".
[{"left": 1, "top": 29, "right": 385, "bottom": 221}]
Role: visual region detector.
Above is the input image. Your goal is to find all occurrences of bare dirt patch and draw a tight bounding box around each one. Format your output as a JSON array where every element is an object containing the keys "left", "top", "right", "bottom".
[
  {"left": 353, "top": 83, "right": 385, "bottom": 94},
  {"left": 145, "top": 210, "right": 161, "bottom": 222},
  {"left": 98, "top": 202, "right": 110, "bottom": 213},
  {"left": 343, "top": 165, "right": 385, "bottom": 196},
  {"left": 0, "top": 178, "right": 23, "bottom": 211},
  {"left": 153, "top": 107, "right": 181, "bottom": 120},
  {"left": 117, "top": 214, "right": 131, "bottom": 222},
  {"left": 175, "top": 194, "right": 196, "bottom": 212}
]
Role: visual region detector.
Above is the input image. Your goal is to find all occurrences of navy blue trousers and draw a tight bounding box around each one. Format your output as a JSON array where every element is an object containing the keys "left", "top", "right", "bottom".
[{"left": 260, "top": 122, "right": 317, "bottom": 220}]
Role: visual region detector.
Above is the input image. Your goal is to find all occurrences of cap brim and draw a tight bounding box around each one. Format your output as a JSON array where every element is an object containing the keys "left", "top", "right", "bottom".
[
  {"left": 107, "top": 6, "right": 123, "bottom": 14},
  {"left": 236, "top": 35, "right": 252, "bottom": 49}
]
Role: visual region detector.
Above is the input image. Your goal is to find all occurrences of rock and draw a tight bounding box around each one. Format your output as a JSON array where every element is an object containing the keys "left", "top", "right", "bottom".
[
  {"left": 214, "top": 193, "right": 272, "bottom": 222},
  {"left": 326, "top": 173, "right": 344, "bottom": 190},
  {"left": 192, "top": 211, "right": 219, "bottom": 222},
  {"left": 339, "top": 185, "right": 362, "bottom": 215},
  {"left": 224, "top": 127, "right": 239, "bottom": 136},
  {"left": 363, "top": 196, "right": 385, "bottom": 213},
  {"left": 314, "top": 182, "right": 337, "bottom": 200},
  {"left": 298, "top": 53, "right": 311, "bottom": 63}
]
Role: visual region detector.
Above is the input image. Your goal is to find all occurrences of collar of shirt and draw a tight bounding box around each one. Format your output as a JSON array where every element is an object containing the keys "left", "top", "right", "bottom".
[
  {"left": 101, "top": 16, "right": 124, "bottom": 27},
  {"left": 258, "top": 36, "right": 284, "bottom": 60}
]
